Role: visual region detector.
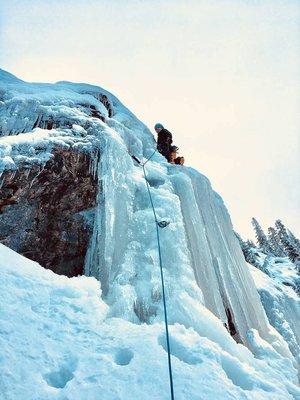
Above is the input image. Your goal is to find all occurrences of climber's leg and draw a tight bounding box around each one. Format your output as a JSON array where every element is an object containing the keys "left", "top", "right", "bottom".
[{"left": 157, "top": 143, "right": 170, "bottom": 161}]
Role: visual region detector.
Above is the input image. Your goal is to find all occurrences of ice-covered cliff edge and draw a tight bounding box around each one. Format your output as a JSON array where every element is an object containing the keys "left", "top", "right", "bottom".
[
  {"left": 0, "top": 69, "right": 299, "bottom": 398},
  {"left": 0, "top": 68, "right": 151, "bottom": 275}
]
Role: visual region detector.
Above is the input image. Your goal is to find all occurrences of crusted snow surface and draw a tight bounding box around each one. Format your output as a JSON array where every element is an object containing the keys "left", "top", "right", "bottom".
[
  {"left": 249, "top": 258, "right": 300, "bottom": 367},
  {"left": 1, "top": 244, "right": 300, "bottom": 400}
]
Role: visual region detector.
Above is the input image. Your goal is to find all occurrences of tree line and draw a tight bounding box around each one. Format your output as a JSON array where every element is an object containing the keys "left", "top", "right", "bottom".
[{"left": 236, "top": 218, "right": 300, "bottom": 270}]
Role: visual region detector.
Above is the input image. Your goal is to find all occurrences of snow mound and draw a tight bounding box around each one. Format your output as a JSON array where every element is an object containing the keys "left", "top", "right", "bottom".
[{"left": 1, "top": 244, "right": 299, "bottom": 400}]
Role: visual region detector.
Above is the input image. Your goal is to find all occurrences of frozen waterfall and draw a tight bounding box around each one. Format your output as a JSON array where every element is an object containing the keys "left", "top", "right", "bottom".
[{"left": 83, "top": 124, "right": 291, "bottom": 360}]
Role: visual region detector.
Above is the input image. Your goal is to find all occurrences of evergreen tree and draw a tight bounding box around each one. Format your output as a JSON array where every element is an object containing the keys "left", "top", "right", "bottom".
[
  {"left": 275, "top": 219, "right": 288, "bottom": 240},
  {"left": 234, "top": 231, "right": 259, "bottom": 267},
  {"left": 288, "top": 230, "right": 300, "bottom": 272},
  {"left": 283, "top": 239, "right": 300, "bottom": 264},
  {"left": 234, "top": 231, "right": 244, "bottom": 247},
  {"left": 251, "top": 218, "right": 273, "bottom": 254},
  {"left": 267, "top": 226, "right": 286, "bottom": 257},
  {"left": 275, "top": 220, "right": 300, "bottom": 265},
  {"left": 243, "top": 240, "right": 260, "bottom": 267},
  {"left": 288, "top": 229, "right": 300, "bottom": 250}
]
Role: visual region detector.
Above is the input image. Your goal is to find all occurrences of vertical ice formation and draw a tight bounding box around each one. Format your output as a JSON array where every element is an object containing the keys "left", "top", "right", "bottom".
[
  {"left": 85, "top": 128, "right": 205, "bottom": 327},
  {"left": 84, "top": 123, "right": 291, "bottom": 360},
  {"left": 170, "top": 168, "right": 273, "bottom": 345}
]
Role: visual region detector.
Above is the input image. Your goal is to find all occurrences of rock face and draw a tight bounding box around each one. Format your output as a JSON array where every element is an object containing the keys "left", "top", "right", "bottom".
[{"left": 0, "top": 147, "right": 98, "bottom": 276}]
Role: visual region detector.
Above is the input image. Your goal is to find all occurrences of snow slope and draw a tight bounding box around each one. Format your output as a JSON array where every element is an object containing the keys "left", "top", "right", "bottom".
[
  {"left": 1, "top": 244, "right": 299, "bottom": 400},
  {"left": 249, "top": 255, "right": 300, "bottom": 366},
  {"left": 0, "top": 69, "right": 299, "bottom": 398}
]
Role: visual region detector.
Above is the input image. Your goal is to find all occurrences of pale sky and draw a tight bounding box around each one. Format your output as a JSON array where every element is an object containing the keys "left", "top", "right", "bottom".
[{"left": 0, "top": 0, "right": 299, "bottom": 239}]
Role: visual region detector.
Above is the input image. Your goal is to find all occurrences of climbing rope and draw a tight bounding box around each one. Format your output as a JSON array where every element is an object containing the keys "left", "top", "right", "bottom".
[{"left": 132, "top": 150, "right": 175, "bottom": 400}]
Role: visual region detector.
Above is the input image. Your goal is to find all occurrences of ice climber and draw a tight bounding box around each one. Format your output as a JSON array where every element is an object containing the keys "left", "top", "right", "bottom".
[
  {"left": 154, "top": 123, "right": 184, "bottom": 165},
  {"left": 154, "top": 123, "right": 172, "bottom": 161}
]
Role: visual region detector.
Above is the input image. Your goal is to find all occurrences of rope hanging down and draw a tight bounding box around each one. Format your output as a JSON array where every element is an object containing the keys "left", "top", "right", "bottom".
[{"left": 132, "top": 150, "right": 175, "bottom": 400}]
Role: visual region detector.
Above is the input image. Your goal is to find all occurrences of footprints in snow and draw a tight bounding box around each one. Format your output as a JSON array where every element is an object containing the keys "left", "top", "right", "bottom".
[
  {"left": 42, "top": 339, "right": 263, "bottom": 394},
  {"left": 43, "top": 356, "right": 77, "bottom": 389},
  {"left": 114, "top": 348, "right": 134, "bottom": 366},
  {"left": 43, "top": 348, "right": 134, "bottom": 391}
]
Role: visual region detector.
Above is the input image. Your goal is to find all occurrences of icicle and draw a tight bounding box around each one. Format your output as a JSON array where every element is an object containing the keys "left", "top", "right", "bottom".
[
  {"left": 9, "top": 169, "right": 17, "bottom": 181},
  {"left": 28, "top": 166, "right": 44, "bottom": 189},
  {"left": 25, "top": 168, "right": 31, "bottom": 179},
  {"left": 0, "top": 174, "right": 4, "bottom": 190},
  {"left": 93, "top": 150, "right": 99, "bottom": 180},
  {"left": 88, "top": 154, "right": 92, "bottom": 175},
  {"left": 84, "top": 132, "right": 135, "bottom": 299}
]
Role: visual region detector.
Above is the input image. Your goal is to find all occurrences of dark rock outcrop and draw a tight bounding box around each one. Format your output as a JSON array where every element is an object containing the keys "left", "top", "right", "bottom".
[{"left": 0, "top": 148, "right": 99, "bottom": 276}]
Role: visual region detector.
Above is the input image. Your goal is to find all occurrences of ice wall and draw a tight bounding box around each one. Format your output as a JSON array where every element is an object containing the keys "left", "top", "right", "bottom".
[
  {"left": 170, "top": 168, "right": 282, "bottom": 347},
  {"left": 84, "top": 126, "right": 291, "bottom": 360}
]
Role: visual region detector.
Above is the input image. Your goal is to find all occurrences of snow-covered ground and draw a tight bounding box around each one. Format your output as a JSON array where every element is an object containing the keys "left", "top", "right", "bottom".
[
  {"left": 1, "top": 69, "right": 300, "bottom": 399},
  {"left": 254, "top": 252, "right": 299, "bottom": 292},
  {"left": 1, "top": 244, "right": 300, "bottom": 400},
  {"left": 249, "top": 253, "right": 300, "bottom": 367}
]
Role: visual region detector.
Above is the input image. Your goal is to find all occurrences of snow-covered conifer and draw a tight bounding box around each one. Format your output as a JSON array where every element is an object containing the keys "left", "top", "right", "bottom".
[
  {"left": 275, "top": 220, "right": 288, "bottom": 240},
  {"left": 234, "top": 232, "right": 259, "bottom": 267},
  {"left": 267, "top": 227, "right": 286, "bottom": 257},
  {"left": 275, "top": 220, "right": 300, "bottom": 266},
  {"left": 288, "top": 229, "right": 300, "bottom": 250},
  {"left": 251, "top": 218, "right": 273, "bottom": 255}
]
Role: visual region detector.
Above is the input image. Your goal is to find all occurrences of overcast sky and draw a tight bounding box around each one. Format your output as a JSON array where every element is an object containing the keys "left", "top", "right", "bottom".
[{"left": 0, "top": 0, "right": 299, "bottom": 239}]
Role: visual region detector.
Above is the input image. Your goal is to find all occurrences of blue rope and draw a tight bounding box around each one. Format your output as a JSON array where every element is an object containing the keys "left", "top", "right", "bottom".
[{"left": 141, "top": 152, "right": 175, "bottom": 400}]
